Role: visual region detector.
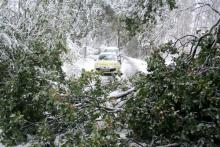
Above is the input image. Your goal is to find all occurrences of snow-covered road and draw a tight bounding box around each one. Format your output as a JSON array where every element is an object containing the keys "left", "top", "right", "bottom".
[
  {"left": 62, "top": 55, "right": 148, "bottom": 79},
  {"left": 62, "top": 38, "right": 148, "bottom": 79},
  {"left": 120, "top": 56, "right": 147, "bottom": 79}
]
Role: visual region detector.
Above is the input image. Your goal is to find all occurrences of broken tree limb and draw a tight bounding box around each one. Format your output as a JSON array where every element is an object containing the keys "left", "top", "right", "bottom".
[{"left": 108, "top": 87, "right": 135, "bottom": 99}]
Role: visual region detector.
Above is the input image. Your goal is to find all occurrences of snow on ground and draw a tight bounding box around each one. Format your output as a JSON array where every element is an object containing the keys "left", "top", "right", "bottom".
[{"left": 121, "top": 56, "right": 148, "bottom": 79}]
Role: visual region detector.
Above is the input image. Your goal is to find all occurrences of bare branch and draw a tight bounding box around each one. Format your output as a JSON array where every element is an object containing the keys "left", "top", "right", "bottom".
[
  {"left": 173, "top": 35, "right": 198, "bottom": 47},
  {"left": 190, "top": 17, "right": 220, "bottom": 59},
  {"left": 195, "top": 2, "right": 220, "bottom": 16}
]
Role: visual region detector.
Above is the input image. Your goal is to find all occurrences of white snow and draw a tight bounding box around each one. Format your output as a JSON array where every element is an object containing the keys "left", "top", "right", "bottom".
[
  {"left": 62, "top": 58, "right": 96, "bottom": 78},
  {"left": 62, "top": 35, "right": 97, "bottom": 78},
  {"left": 108, "top": 89, "right": 123, "bottom": 98},
  {"left": 162, "top": 52, "right": 179, "bottom": 65},
  {"left": 121, "top": 56, "right": 148, "bottom": 79},
  {"left": 0, "top": 33, "right": 12, "bottom": 48}
]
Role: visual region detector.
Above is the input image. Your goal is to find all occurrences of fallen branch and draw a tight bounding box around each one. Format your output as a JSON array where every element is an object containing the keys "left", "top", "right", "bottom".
[{"left": 108, "top": 87, "right": 135, "bottom": 99}]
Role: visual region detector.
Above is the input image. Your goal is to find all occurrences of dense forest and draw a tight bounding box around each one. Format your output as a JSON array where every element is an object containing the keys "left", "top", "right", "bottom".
[{"left": 0, "top": 0, "right": 220, "bottom": 146}]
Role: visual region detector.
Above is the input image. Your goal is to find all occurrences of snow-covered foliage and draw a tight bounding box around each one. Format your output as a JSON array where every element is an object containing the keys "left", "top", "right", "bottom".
[
  {"left": 123, "top": 0, "right": 220, "bottom": 54},
  {"left": 100, "top": 0, "right": 220, "bottom": 56}
]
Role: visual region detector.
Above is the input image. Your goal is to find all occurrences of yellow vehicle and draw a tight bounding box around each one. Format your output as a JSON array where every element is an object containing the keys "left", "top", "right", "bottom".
[{"left": 95, "top": 53, "right": 121, "bottom": 75}]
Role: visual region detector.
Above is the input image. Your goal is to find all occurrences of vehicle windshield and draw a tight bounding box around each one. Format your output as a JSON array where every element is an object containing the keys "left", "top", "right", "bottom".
[
  {"left": 103, "top": 48, "right": 119, "bottom": 54},
  {"left": 98, "top": 54, "right": 117, "bottom": 60}
]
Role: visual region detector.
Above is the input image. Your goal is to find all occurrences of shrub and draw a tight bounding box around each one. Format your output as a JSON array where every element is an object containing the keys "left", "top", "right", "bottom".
[{"left": 123, "top": 40, "right": 220, "bottom": 146}]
